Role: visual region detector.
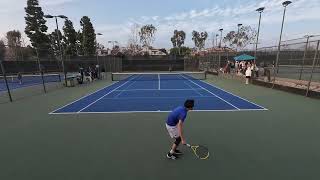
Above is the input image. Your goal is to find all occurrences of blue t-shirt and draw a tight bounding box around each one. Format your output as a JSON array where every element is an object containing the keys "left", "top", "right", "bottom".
[{"left": 166, "top": 106, "right": 188, "bottom": 126}]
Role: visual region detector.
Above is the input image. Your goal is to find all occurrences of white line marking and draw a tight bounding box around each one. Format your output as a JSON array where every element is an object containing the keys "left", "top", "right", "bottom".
[
  {"left": 112, "top": 72, "right": 206, "bottom": 75},
  {"left": 77, "top": 80, "right": 134, "bottom": 113},
  {"left": 181, "top": 75, "right": 240, "bottom": 110},
  {"left": 158, "top": 74, "right": 161, "bottom": 90},
  {"left": 113, "top": 88, "right": 203, "bottom": 91},
  {"left": 183, "top": 81, "right": 204, "bottom": 97},
  {"left": 101, "top": 96, "right": 213, "bottom": 100},
  {"left": 114, "top": 74, "right": 141, "bottom": 98},
  {"left": 200, "top": 80, "right": 268, "bottom": 110},
  {"left": 49, "top": 81, "right": 119, "bottom": 114},
  {"left": 49, "top": 108, "right": 268, "bottom": 115}
]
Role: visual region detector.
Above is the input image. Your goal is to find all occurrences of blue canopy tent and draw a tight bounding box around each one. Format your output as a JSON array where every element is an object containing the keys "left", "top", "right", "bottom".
[{"left": 233, "top": 54, "right": 255, "bottom": 61}]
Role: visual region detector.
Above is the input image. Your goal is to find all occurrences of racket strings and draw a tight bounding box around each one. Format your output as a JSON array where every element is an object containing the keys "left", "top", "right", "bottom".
[{"left": 194, "top": 146, "right": 209, "bottom": 159}]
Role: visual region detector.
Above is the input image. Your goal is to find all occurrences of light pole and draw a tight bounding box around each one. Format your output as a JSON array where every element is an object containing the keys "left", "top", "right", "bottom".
[
  {"left": 219, "top": 29, "right": 223, "bottom": 48},
  {"left": 215, "top": 34, "right": 219, "bottom": 47},
  {"left": 44, "top": 14, "right": 68, "bottom": 86},
  {"left": 96, "top": 33, "right": 103, "bottom": 79},
  {"left": 96, "top": 33, "right": 103, "bottom": 63},
  {"left": 274, "top": 1, "right": 292, "bottom": 75},
  {"left": 237, "top": 24, "right": 243, "bottom": 52},
  {"left": 107, "top": 41, "right": 118, "bottom": 72},
  {"left": 254, "top": 7, "right": 265, "bottom": 64}
]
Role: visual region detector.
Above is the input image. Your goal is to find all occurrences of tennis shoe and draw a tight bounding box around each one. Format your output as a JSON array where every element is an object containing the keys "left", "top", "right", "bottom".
[
  {"left": 174, "top": 149, "right": 183, "bottom": 155},
  {"left": 166, "top": 153, "right": 177, "bottom": 160}
]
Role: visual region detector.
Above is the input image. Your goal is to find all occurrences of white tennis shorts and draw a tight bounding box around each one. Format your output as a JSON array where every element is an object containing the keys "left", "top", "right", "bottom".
[{"left": 166, "top": 124, "right": 179, "bottom": 138}]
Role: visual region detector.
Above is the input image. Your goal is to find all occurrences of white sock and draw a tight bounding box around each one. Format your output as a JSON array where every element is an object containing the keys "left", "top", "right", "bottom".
[{"left": 170, "top": 149, "right": 175, "bottom": 154}]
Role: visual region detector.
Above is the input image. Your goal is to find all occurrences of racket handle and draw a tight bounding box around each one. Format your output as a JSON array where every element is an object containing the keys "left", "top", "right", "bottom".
[{"left": 185, "top": 144, "right": 191, "bottom": 147}]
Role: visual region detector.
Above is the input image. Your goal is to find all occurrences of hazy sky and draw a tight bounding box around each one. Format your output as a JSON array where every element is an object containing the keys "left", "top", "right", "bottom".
[{"left": 0, "top": 0, "right": 319, "bottom": 49}]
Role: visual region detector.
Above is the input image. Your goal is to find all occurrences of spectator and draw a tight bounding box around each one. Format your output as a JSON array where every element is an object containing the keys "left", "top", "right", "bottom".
[
  {"left": 77, "top": 66, "right": 84, "bottom": 84},
  {"left": 235, "top": 61, "right": 239, "bottom": 73},
  {"left": 17, "top": 72, "right": 22, "bottom": 85},
  {"left": 245, "top": 64, "right": 252, "bottom": 85},
  {"left": 95, "top": 64, "right": 100, "bottom": 79},
  {"left": 253, "top": 62, "right": 259, "bottom": 78},
  {"left": 85, "top": 68, "right": 92, "bottom": 82}
]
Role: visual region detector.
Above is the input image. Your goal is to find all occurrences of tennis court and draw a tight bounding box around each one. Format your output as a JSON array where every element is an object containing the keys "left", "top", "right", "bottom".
[
  {"left": 0, "top": 74, "right": 62, "bottom": 92},
  {"left": 51, "top": 72, "right": 266, "bottom": 114},
  {"left": 1, "top": 74, "right": 320, "bottom": 180}
]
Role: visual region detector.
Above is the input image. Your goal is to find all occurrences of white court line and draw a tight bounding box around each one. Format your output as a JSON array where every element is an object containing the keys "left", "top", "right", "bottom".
[
  {"left": 49, "top": 81, "right": 119, "bottom": 114},
  {"left": 113, "top": 88, "right": 203, "bottom": 91},
  {"left": 181, "top": 74, "right": 240, "bottom": 110},
  {"left": 183, "top": 81, "right": 204, "bottom": 97},
  {"left": 77, "top": 78, "right": 136, "bottom": 113},
  {"left": 114, "top": 74, "right": 142, "bottom": 98},
  {"left": 199, "top": 80, "right": 268, "bottom": 110},
  {"left": 50, "top": 108, "right": 268, "bottom": 115},
  {"left": 158, "top": 74, "right": 161, "bottom": 90},
  {"left": 101, "top": 96, "right": 213, "bottom": 100}
]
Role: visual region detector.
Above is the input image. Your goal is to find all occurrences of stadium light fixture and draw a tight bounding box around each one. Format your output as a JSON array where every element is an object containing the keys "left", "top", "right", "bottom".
[
  {"left": 44, "top": 14, "right": 69, "bottom": 86},
  {"left": 254, "top": 7, "right": 265, "bottom": 63},
  {"left": 219, "top": 29, "right": 223, "bottom": 48},
  {"left": 273, "top": 1, "right": 293, "bottom": 86}
]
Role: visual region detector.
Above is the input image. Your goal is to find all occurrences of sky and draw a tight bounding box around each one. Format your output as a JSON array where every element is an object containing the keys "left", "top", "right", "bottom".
[{"left": 0, "top": 0, "right": 320, "bottom": 49}]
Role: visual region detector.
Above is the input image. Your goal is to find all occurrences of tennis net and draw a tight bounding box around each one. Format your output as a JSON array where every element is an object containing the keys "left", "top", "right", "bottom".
[
  {"left": 0, "top": 74, "right": 62, "bottom": 84},
  {"left": 112, "top": 72, "right": 207, "bottom": 81}
]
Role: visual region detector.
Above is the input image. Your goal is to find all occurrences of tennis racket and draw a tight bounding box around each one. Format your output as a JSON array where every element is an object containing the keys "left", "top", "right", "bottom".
[{"left": 185, "top": 144, "right": 210, "bottom": 160}]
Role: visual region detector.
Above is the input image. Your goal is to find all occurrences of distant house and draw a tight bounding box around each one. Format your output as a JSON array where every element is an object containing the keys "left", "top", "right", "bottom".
[
  {"left": 140, "top": 46, "right": 167, "bottom": 56},
  {"left": 192, "top": 47, "right": 236, "bottom": 56}
]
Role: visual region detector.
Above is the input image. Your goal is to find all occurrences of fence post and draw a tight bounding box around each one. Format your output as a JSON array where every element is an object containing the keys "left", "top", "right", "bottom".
[
  {"left": 0, "top": 60, "right": 13, "bottom": 102},
  {"left": 218, "top": 51, "right": 221, "bottom": 68},
  {"left": 299, "top": 37, "right": 310, "bottom": 80},
  {"left": 306, "top": 40, "right": 319, "bottom": 97},
  {"left": 35, "top": 48, "right": 47, "bottom": 93},
  {"left": 103, "top": 56, "right": 107, "bottom": 73}
]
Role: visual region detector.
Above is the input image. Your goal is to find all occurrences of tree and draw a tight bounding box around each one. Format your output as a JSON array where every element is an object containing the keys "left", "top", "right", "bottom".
[
  {"left": 80, "top": 16, "right": 96, "bottom": 56},
  {"left": 48, "top": 30, "right": 64, "bottom": 57},
  {"left": 24, "top": 0, "right": 50, "bottom": 55},
  {"left": 192, "top": 31, "right": 208, "bottom": 50},
  {"left": 223, "top": 25, "right": 257, "bottom": 50},
  {"left": 171, "top": 30, "right": 186, "bottom": 55},
  {"left": 76, "top": 30, "right": 83, "bottom": 56},
  {"left": 170, "top": 46, "right": 191, "bottom": 56},
  {"left": 127, "top": 23, "right": 141, "bottom": 55},
  {"left": 6, "top": 30, "right": 22, "bottom": 60},
  {"left": 0, "top": 40, "right": 6, "bottom": 60},
  {"left": 63, "top": 19, "right": 77, "bottom": 56},
  {"left": 139, "top": 24, "right": 157, "bottom": 48},
  {"left": 171, "top": 30, "right": 186, "bottom": 48}
]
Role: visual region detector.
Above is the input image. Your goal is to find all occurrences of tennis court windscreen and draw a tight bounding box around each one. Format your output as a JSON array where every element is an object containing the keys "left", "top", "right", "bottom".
[{"left": 112, "top": 72, "right": 207, "bottom": 81}]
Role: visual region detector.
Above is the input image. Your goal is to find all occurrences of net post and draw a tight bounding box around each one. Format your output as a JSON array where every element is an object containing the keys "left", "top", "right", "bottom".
[
  {"left": 0, "top": 60, "right": 13, "bottom": 102},
  {"left": 306, "top": 40, "right": 319, "bottom": 97}
]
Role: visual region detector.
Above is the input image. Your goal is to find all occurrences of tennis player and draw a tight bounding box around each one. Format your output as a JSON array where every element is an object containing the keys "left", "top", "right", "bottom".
[{"left": 166, "top": 99, "right": 194, "bottom": 160}]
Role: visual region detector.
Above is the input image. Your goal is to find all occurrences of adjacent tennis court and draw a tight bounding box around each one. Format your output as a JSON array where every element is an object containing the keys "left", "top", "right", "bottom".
[
  {"left": 0, "top": 74, "right": 62, "bottom": 92},
  {"left": 51, "top": 72, "right": 266, "bottom": 114}
]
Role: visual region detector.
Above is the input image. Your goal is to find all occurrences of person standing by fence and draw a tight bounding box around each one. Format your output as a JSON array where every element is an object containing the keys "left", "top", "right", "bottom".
[{"left": 245, "top": 64, "right": 252, "bottom": 85}]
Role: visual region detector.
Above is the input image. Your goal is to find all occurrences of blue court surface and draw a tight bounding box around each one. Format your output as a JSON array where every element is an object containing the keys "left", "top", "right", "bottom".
[
  {"left": 0, "top": 74, "right": 61, "bottom": 92},
  {"left": 51, "top": 73, "right": 267, "bottom": 114}
]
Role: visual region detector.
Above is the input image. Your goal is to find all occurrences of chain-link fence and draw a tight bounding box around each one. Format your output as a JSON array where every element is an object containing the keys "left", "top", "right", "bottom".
[
  {"left": 188, "top": 38, "right": 320, "bottom": 97},
  {"left": 0, "top": 55, "right": 123, "bottom": 103}
]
